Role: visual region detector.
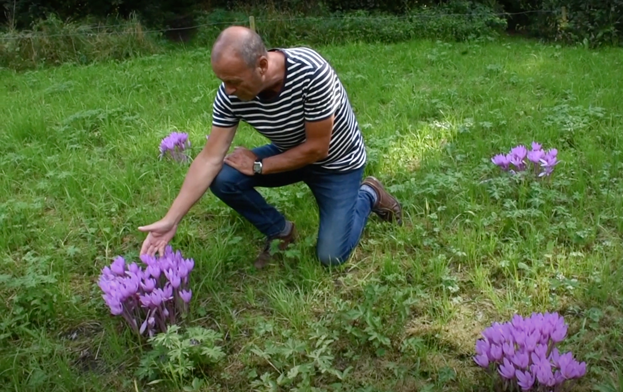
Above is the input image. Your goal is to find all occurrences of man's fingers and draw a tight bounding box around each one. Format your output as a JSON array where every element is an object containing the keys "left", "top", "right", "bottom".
[
  {"left": 138, "top": 224, "right": 154, "bottom": 232},
  {"left": 140, "top": 241, "right": 148, "bottom": 256},
  {"left": 148, "top": 245, "right": 157, "bottom": 257}
]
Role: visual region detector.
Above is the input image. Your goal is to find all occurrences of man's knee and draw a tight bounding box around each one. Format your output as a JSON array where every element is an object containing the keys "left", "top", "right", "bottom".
[
  {"left": 210, "top": 164, "right": 244, "bottom": 197},
  {"left": 316, "top": 243, "right": 351, "bottom": 267}
]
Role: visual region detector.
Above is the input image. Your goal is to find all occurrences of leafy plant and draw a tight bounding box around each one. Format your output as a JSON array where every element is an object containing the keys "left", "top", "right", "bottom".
[{"left": 137, "top": 324, "right": 226, "bottom": 388}]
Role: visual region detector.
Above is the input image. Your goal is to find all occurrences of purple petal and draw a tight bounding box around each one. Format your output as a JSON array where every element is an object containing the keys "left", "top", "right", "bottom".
[
  {"left": 128, "top": 262, "right": 140, "bottom": 274},
  {"left": 110, "top": 304, "right": 124, "bottom": 315},
  {"left": 512, "top": 351, "right": 530, "bottom": 369},
  {"left": 490, "top": 344, "right": 503, "bottom": 361},
  {"left": 525, "top": 331, "right": 539, "bottom": 352},
  {"left": 475, "top": 339, "right": 491, "bottom": 356},
  {"left": 572, "top": 361, "right": 587, "bottom": 378},
  {"left": 503, "top": 342, "right": 515, "bottom": 357},
  {"left": 533, "top": 359, "right": 556, "bottom": 387},
  {"left": 150, "top": 291, "right": 163, "bottom": 307},
  {"left": 511, "top": 145, "right": 528, "bottom": 160},
  {"left": 498, "top": 358, "right": 516, "bottom": 379},
  {"left": 139, "top": 294, "right": 152, "bottom": 308},
  {"left": 141, "top": 278, "right": 156, "bottom": 292},
  {"left": 110, "top": 256, "right": 126, "bottom": 276},
  {"left": 162, "top": 284, "right": 173, "bottom": 301},
  {"left": 180, "top": 289, "right": 192, "bottom": 303},
  {"left": 139, "top": 318, "right": 148, "bottom": 334},
  {"left": 474, "top": 353, "right": 489, "bottom": 368},
  {"left": 515, "top": 369, "right": 535, "bottom": 390},
  {"left": 527, "top": 149, "right": 544, "bottom": 164},
  {"left": 147, "top": 264, "right": 161, "bottom": 279},
  {"left": 531, "top": 142, "right": 542, "bottom": 151},
  {"left": 550, "top": 322, "right": 568, "bottom": 343},
  {"left": 184, "top": 258, "right": 194, "bottom": 272},
  {"left": 549, "top": 348, "right": 561, "bottom": 367},
  {"left": 170, "top": 275, "right": 181, "bottom": 289}
]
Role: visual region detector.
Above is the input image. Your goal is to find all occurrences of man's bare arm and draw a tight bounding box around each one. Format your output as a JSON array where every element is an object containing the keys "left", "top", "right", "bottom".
[
  {"left": 260, "top": 115, "right": 334, "bottom": 175},
  {"left": 163, "top": 124, "right": 238, "bottom": 224}
]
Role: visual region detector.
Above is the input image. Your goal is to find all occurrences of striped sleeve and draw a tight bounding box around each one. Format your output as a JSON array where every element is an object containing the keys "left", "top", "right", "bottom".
[
  {"left": 304, "top": 62, "right": 338, "bottom": 122},
  {"left": 212, "top": 84, "right": 239, "bottom": 128}
]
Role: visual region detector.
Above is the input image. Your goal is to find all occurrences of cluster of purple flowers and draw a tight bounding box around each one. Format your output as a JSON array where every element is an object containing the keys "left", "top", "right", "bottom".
[
  {"left": 159, "top": 132, "right": 191, "bottom": 162},
  {"left": 474, "top": 312, "right": 587, "bottom": 391},
  {"left": 492, "top": 142, "right": 559, "bottom": 177},
  {"left": 98, "top": 246, "right": 194, "bottom": 337}
]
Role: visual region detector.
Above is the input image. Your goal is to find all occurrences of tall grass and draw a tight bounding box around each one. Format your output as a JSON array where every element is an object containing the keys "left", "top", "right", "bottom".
[{"left": 0, "top": 14, "right": 161, "bottom": 70}]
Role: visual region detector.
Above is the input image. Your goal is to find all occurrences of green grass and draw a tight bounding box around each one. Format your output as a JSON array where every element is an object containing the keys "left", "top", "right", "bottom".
[{"left": 1, "top": 36, "right": 623, "bottom": 391}]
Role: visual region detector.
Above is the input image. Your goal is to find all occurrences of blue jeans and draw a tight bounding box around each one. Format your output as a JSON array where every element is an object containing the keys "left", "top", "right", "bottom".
[{"left": 209, "top": 144, "right": 374, "bottom": 266}]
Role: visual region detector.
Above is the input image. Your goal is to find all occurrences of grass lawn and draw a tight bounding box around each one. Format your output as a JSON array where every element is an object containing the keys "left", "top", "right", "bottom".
[{"left": 1, "top": 35, "right": 623, "bottom": 391}]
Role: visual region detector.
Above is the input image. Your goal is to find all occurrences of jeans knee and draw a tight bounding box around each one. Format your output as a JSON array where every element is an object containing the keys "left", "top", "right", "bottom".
[
  {"left": 316, "top": 246, "right": 350, "bottom": 267},
  {"left": 210, "top": 165, "right": 242, "bottom": 197}
]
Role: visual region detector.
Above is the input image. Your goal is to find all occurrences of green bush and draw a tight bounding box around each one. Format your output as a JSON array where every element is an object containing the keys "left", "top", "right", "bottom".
[
  {"left": 535, "top": 0, "right": 622, "bottom": 47},
  {"left": 194, "top": 1, "right": 507, "bottom": 48},
  {"left": 0, "top": 14, "right": 161, "bottom": 70},
  {"left": 481, "top": 0, "right": 622, "bottom": 47}
]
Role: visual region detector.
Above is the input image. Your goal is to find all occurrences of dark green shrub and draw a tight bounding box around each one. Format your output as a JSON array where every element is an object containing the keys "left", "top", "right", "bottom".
[{"left": 536, "top": 0, "right": 622, "bottom": 47}]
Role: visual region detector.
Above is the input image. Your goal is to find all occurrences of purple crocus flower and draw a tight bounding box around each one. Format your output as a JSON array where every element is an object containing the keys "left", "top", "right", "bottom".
[
  {"left": 558, "top": 352, "right": 587, "bottom": 379},
  {"left": 503, "top": 341, "right": 515, "bottom": 357},
  {"left": 550, "top": 318, "right": 568, "bottom": 343},
  {"left": 476, "top": 339, "right": 491, "bottom": 357},
  {"left": 492, "top": 153, "right": 512, "bottom": 170},
  {"left": 539, "top": 154, "right": 559, "bottom": 177},
  {"left": 179, "top": 289, "right": 192, "bottom": 303},
  {"left": 147, "top": 264, "right": 161, "bottom": 279},
  {"left": 490, "top": 344, "right": 504, "bottom": 361},
  {"left": 474, "top": 353, "right": 490, "bottom": 368},
  {"left": 512, "top": 351, "right": 530, "bottom": 370},
  {"left": 499, "top": 358, "right": 515, "bottom": 380},
  {"left": 110, "top": 256, "right": 126, "bottom": 276},
  {"left": 99, "top": 245, "right": 195, "bottom": 338},
  {"left": 527, "top": 149, "right": 545, "bottom": 165},
  {"left": 524, "top": 331, "right": 539, "bottom": 352},
  {"left": 516, "top": 369, "right": 536, "bottom": 390},
  {"left": 475, "top": 312, "right": 586, "bottom": 391},
  {"left": 511, "top": 145, "right": 528, "bottom": 160},
  {"left": 533, "top": 359, "right": 557, "bottom": 387},
  {"left": 492, "top": 142, "right": 560, "bottom": 179},
  {"left": 141, "top": 278, "right": 156, "bottom": 292},
  {"left": 159, "top": 132, "right": 191, "bottom": 162}
]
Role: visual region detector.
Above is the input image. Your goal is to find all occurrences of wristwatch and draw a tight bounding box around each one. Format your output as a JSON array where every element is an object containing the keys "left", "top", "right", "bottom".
[{"left": 253, "top": 159, "right": 263, "bottom": 175}]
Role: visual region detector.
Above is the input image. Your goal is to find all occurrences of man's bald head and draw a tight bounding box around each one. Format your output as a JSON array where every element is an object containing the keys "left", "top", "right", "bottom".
[{"left": 211, "top": 26, "right": 267, "bottom": 69}]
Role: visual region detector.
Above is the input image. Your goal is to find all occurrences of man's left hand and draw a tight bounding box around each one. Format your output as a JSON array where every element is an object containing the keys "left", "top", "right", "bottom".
[{"left": 224, "top": 146, "right": 257, "bottom": 176}]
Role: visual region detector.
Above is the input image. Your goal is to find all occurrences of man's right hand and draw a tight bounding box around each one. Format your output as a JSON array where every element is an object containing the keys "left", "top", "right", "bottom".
[{"left": 138, "top": 218, "right": 178, "bottom": 257}]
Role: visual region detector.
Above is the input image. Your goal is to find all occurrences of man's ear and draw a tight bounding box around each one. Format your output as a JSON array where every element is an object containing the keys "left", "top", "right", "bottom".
[{"left": 258, "top": 56, "right": 269, "bottom": 75}]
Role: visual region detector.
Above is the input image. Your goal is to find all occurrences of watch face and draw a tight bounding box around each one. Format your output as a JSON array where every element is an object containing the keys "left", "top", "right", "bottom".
[{"left": 254, "top": 161, "right": 262, "bottom": 174}]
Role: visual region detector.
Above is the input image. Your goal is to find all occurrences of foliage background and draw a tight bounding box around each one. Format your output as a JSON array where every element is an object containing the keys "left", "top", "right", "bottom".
[{"left": 1, "top": 0, "right": 621, "bottom": 48}]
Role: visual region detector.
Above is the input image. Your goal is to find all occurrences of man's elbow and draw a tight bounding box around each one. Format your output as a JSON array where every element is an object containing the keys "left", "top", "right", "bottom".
[{"left": 311, "top": 146, "right": 329, "bottom": 161}]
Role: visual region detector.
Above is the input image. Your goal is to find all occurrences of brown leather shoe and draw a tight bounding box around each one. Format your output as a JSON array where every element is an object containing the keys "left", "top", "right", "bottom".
[
  {"left": 362, "top": 176, "right": 403, "bottom": 225},
  {"left": 254, "top": 222, "right": 297, "bottom": 269}
]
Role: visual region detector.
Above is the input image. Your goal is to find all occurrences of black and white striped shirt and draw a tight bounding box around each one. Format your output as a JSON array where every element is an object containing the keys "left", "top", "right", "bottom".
[{"left": 211, "top": 47, "right": 366, "bottom": 172}]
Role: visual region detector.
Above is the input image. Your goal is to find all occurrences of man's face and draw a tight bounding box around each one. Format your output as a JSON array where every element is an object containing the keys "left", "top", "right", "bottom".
[{"left": 212, "top": 53, "right": 264, "bottom": 101}]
